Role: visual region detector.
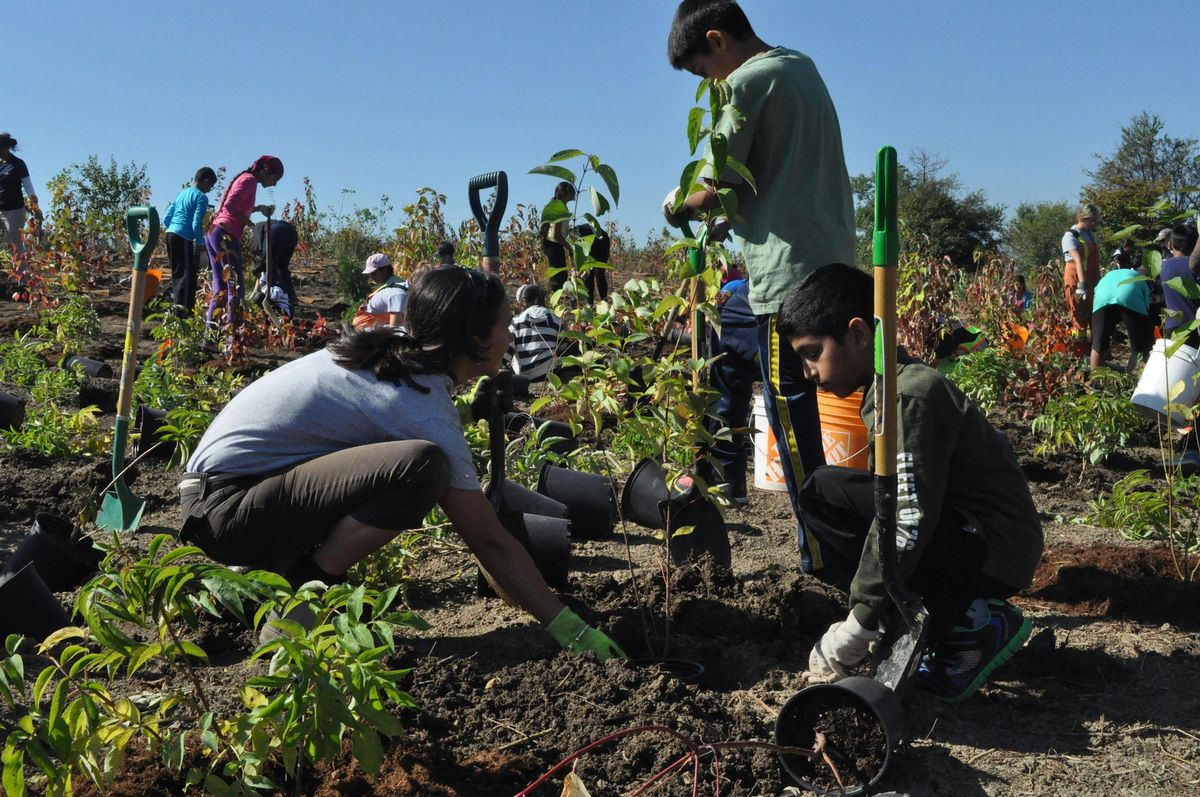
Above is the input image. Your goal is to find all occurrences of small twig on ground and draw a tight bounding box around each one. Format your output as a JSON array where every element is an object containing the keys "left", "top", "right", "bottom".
[{"left": 497, "top": 728, "right": 553, "bottom": 752}]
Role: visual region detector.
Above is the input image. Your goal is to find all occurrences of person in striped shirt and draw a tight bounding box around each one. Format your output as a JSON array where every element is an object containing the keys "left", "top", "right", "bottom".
[{"left": 504, "top": 283, "right": 561, "bottom": 381}]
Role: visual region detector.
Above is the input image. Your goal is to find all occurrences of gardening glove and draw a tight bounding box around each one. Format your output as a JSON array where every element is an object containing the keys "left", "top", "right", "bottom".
[
  {"left": 546, "top": 607, "right": 628, "bottom": 662},
  {"left": 661, "top": 187, "right": 692, "bottom": 229},
  {"left": 1074, "top": 282, "right": 1088, "bottom": 299},
  {"left": 807, "top": 612, "right": 883, "bottom": 682},
  {"left": 464, "top": 371, "right": 515, "bottom": 423}
]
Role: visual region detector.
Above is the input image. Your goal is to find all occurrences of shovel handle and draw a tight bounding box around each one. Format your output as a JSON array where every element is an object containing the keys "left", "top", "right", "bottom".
[
  {"left": 468, "top": 171, "right": 508, "bottom": 260},
  {"left": 126, "top": 206, "right": 161, "bottom": 273}
]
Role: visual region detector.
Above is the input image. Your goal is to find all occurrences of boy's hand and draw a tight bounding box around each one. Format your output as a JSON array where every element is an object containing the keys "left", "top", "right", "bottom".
[{"left": 806, "top": 613, "right": 882, "bottom": 681}]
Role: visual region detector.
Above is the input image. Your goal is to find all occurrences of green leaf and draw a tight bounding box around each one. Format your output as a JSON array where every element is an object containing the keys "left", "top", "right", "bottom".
[
  {"left": 678, "top": 161, "right": 702, "bottom": 198},
  {"left": 529, "top": 164, "right": 576, "bottom": 183},
  {"left": 654, "top": 295, "right": 688, "bottom": 319},
  {"left": 1165, "top": 276, "right": 1200, "bottom": 300},
  {"left": 710, "top": 133, "right": 728, "bottom": 177},
  {"left": 595, "top": 163, "right": 620, "bottom": 206},
  {"left": 694, "top": 78, "right": 709, "bottom": 103},
  {"left": 352, "top": 727, "right": 384, "bottom": 776},
  {"left": 539, "top": 199, "right": 570, "bottom": 226},
  {"left": 588, "top": 186, "right": 610, "bottom": 216},
  {"left": 687, "top": 107, "right": 706, "bottom": 155},
  {"left": 348, "top": 584, "right": 366, "bottom": 622},
  {"left": 724, "top": 157, "right": 757, "bottom": 193},
  {"left": 1107, "top": 223, "right": 1143, "bottom": 241},
  {"left": 547, "top": 149, "right": 584, "bottom": 163},
  {"left": 716, "top": 188, "right": 738, "bottom": 221},
  {"left": 2, "top": 742, "right": 25, "bottom": 797}
]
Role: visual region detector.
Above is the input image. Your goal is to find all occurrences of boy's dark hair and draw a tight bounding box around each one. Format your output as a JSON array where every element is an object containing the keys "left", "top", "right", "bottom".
[
  {"left": 777, "top": 263, "right": 871, "bottom": 343},
  {"left": 436, "top": 240, "right": 455, "bottom": 260},
  {"left": 330, "top": 267, "right": 506, "bottom": 390},
  {"left": 516, "top": 282, "right": 546, "bottom": 307},
  {"left": 195, "top": 167, "right": 217, "bottom": 184},
  {"left": 668, "top": 0, "right": 755, "bottom": 69},
  {"left": 1170, "top": 223, "right": 1198, "bottom": 254}
]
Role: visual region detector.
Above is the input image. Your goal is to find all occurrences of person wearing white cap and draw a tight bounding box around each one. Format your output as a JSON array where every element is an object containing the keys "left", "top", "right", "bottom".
[{"left": 352, "top": 252, "right": 408, "bottom": 330}]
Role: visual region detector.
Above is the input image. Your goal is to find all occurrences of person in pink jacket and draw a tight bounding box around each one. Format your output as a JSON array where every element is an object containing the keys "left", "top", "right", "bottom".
[{"left": 204, "top": 155, "right": 284, "bottom": 339}]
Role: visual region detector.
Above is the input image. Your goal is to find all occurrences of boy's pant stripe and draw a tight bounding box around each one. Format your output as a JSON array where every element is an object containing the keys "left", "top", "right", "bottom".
[{"left": 759, "top": 314, "right": 827, "bottom": 572}]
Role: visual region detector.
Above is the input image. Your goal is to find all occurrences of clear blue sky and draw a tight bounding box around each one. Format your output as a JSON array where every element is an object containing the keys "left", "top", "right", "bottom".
[{"left": 4, "top": 0, "right": 1197, "bottom": 244}]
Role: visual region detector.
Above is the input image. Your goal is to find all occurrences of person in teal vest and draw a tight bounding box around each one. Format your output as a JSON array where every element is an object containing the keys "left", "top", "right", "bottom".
[{"left": 1089, "top": 263, "right": 1152, "bottom": 372}]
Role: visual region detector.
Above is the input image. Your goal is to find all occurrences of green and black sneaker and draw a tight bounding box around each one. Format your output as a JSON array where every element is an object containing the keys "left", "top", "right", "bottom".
[{"left": 915, "top": 599, "right": 1032, "bottom": 704}]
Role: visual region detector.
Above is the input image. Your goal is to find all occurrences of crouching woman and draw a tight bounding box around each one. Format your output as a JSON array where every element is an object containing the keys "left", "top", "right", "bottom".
[{"left": 178, "top": 266, "right": 624, "bottom": 659}]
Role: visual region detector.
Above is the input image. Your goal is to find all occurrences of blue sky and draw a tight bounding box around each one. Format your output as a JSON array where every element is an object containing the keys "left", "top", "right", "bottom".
[{"left": 4, "top": 0, "right": 1197, "bottom": 245}]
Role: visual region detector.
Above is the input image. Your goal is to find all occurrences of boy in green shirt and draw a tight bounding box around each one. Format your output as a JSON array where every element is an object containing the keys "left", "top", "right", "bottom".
[
  {"left": 777, "top": 264, "right": 1044, "bottom": 702},
  {"left": 663, "top": 0, "right": 856, "bottom": 573}
]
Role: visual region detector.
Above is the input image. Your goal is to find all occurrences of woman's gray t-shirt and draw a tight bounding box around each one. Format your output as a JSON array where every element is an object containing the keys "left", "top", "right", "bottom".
[{"left": 186, "top": 348, "right": 479, "bottom": 491}]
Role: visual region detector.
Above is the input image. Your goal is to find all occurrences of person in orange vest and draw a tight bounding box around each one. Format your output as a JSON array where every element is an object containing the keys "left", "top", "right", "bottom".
[
  {"left": 1062, "top": 203, "right": 1102, "bottom": 357},
  {"left": 352, "top": 253, "right": 408, "bottom": 330}
]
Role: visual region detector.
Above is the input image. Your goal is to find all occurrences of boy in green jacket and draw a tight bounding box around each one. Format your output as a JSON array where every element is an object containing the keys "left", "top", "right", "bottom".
[{"left": 777, "top": 264, "right": 1044, "bottom": 702}]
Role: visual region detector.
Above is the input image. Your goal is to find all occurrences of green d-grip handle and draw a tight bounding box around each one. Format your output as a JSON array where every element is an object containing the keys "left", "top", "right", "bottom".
[
  {"left": 873, "top": 147, "right": 898, "bottom": 268},
  {"left": 126, "top": 206, "right": 161, "bottom": 272}
]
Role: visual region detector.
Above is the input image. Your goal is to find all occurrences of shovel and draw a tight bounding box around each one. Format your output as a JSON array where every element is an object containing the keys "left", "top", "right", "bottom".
[
  {"left": 260, "top": 211, "right": 283, "bottom": 328},
  {"left": 468, "top": 171, "right": 508, "bottom": 276},
  {"left": 97, "top": 206, "right": 161, "bottom": 532},
  {"left": 871, "top": 146, "right": 930, "bottom": 691}
]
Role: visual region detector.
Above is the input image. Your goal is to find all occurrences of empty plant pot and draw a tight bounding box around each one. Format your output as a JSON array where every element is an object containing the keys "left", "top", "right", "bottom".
[
  {"left": 0, "top": 563, "right": 72, "bottom": 643},
  {"left": 78, "top": 376, "right": 120, "bottom": 413},
  {"left": 632, "top": 656, "right": 705, "bottom": 683},
  {"left": 537, "top": 464, "right": 616, "bottom": 539},
  {"left": 620, "top": 457, "right": 670, "bottom": 529},
  {"left": 479, "top": 511, "right": 571, "bottom": 596},
  {"left": 664, "top": 480, "right": 731, "bottom": 568},
  {"left": 504, "top": 412, "right": 578, "bottom": 455},
  {"left": 497, "top": 481, "right": 569, "bottom": 519},
  {"left": 62, "top": 355, "right": 113, "bottom": 379},
  {"left": 0, "top": 390, "right": 25, "bottom": 431},
  {"left": 775, "top": 676, "right": 905, "bottom": 796},
  {"left": 3, "top": 512, "right": 104, "bottom": 592},
  {"left": 132, "top": 405, "right": 175, "bottom": 460}
]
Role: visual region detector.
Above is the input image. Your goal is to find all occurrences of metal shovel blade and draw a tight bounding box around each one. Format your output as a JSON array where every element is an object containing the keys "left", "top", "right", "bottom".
[
  {"left": 874, "top": 601, "right": 929, "bottom": 692},
  {"left": 96, "top": 417, "right": 146, "bottom": 532}
]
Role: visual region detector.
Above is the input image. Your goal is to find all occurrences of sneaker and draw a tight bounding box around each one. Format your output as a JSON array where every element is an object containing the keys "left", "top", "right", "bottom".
[{"left": 915, "top": 599, "right": 1032, "bottom": 703}]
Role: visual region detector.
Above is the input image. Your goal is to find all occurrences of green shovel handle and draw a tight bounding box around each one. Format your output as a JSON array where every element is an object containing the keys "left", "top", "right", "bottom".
[
  {"left": 679, "top": 219, "right": 708, "bottom": 277},
  {"left": 126, "top": 206, "right": 161, "bottom": 272}
]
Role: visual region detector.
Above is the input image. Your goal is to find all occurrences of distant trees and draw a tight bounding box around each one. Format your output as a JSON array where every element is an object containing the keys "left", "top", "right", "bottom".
[
  {"left": 1082, "top": 112, "right": 1200, "bottom": 239},
  {"left": 1002, "top": 201, "right": 1075, "bottom": 271},
  {"left": 46, "top": 155, "right": 152, "bottom": 252},
  {"left": 851, "top": 149, "right": 1004, "bottom": 269}
]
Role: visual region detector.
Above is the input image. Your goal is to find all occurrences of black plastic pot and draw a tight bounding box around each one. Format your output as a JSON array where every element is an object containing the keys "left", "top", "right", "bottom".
[
  {"left": 479, "top": 511, "right": 571, "bottom": 596},
  {"left": 62, "top": 355, "right": 113, "bottom": 379},
  {"left": 632, "top": 656, "right": 705, "bottom": 683},
  {"left": 664, "top": 478, "right": 731, "bottom": 568},
  {"left": 498, "top": 481, "right": 569, "bottom": 519},
  {"left": 132, "top": 405, "right": 175, "bottom": 460},
  {"left": 510, "top": 374, "right": 532, "bottom": 400},
  {"left": 620, "top": 457, "right": 669, "bottom": 529},
  {"left": 775, "top": 676, "right": 905, "bottom": 796},
  {"left": 0, "top": 563, "right": 72, "bottom": 642},
  {"left": 3, "top": 512, "right": 104, "bottom": 592},
  {"left": 537, "top": 464, "right": 616, "bottom": 539},
  {"left": 504, "top": 412, "right": 578, "bottom": 455},
  {"left": 0, "top": 390, "right": 25, "bottom": 431}
]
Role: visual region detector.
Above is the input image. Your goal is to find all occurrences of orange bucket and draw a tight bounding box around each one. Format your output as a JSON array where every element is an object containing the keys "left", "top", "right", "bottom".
[
  {"left": 817, "top": 390, "right": 868, "bottom": 469},
  {"left": 143, "top": 268, "right": 162, "bottom": 304}
]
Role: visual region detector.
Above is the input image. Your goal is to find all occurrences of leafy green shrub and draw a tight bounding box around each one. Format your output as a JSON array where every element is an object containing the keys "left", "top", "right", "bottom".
[
  {"left": 34, "top": 294, "right": 101, "bottom": 350},
  {"left": 335, "top": 253, "right": 370, "bottom": 314},
  {"left": 1086, "top": 469, "right": 1200, "bottom": 579},
  {"left": 944, "top": 346, "right": 1016, "bottom": 411},
  {"left": 1032, "top": 368, "right": 1149, "bottom": 468},
  {"left": 0, "top": 331, "right": 49, "bottom": 386}
]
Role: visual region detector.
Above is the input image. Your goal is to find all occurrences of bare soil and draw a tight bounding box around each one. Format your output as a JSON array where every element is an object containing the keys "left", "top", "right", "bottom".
[{"left": 2, "top": 262, "right": 1199, "bottom": 796}]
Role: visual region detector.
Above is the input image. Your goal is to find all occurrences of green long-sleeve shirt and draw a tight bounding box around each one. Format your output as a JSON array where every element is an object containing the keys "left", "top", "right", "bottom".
[{"left": 850, "top": 357, "right": 1043, "bottom": 627}]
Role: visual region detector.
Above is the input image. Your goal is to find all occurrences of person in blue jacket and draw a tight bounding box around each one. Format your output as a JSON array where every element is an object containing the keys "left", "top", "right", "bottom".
[
  {"left": 162, "top": 167, "right": 217, "bottom": 311},
  {"left": 697, "top": 277, "right": 759, "bottom": 504}
]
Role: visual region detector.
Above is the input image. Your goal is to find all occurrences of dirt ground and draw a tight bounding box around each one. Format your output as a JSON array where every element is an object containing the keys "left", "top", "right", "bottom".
[{"left": 1, "top": 260, "right": 1198, "bottom": 796}]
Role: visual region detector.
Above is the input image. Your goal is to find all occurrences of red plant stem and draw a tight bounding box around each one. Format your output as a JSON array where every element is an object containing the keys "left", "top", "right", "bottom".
[
  {"left": 628, "top": 751, "right": 695, "bottom": 797},
  {"left": 513, "top": 724, "right": 698, "bottom": 797}
]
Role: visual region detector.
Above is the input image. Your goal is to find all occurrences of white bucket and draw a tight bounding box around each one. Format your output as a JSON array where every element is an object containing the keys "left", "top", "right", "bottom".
[
  {"left": 1132, "top": 338, "right": 1200, "bottom": 425},
  {"left": 752, "top": 394, "right": 788, "bottom": 492}
]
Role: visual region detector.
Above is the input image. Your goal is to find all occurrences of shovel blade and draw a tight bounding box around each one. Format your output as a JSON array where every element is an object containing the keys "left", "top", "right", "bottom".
[
  {"left": 875, "top": 605, "right": 929, "bottom": 692},
  {"left": 95, "top": 480, "right": 145, "bottom": 532}
]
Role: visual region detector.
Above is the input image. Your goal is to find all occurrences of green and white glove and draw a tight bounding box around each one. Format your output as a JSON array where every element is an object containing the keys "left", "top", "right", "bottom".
[
  {"left": 807, "top": 612, "right": 883, "bottom": 682},
  {"left": 546, "top": 607, "right": 627, "bottom": 661}
]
